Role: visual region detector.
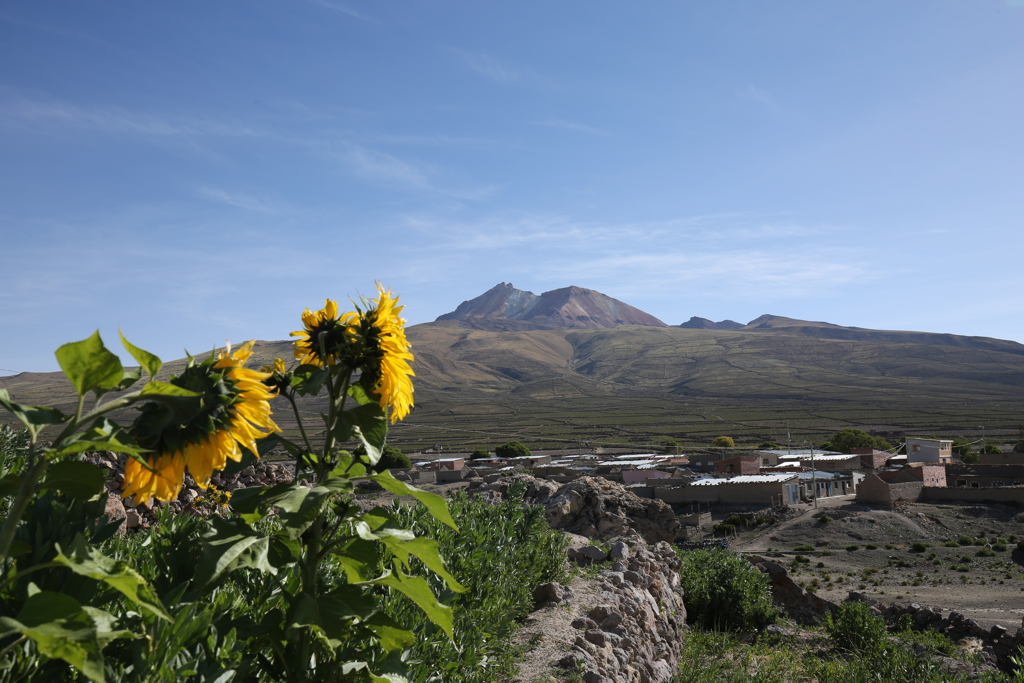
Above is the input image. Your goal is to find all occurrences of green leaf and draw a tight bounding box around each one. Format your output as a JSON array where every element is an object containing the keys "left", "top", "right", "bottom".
[
  {"left": 382, "top": 537, "right": 465, "bottom": 592},
  {"left": 0, "top": 388, "right": 67, "bottom": 435},
  {"left": 347, "top": 383, "right": 374, "bottom": 406},
  {"left": 55, "top": 535, "right": 171, "bottom": 621},
  {"left": 362, "top": 566, "right": 455, "bottom": 640},
  {"left": 291, "top": 365, "right": 329, "bottom": 396},
  {"left": 0, "top": 591, "right": 107, "bottom": 683},
  {"left": 113, "top": 366, "right": 142, "bottom": 392},
  {"left": 119, "top": 330, "right": 162, "bottom": 377},
  {"left": 55, "top": 331, "right": 124, "bottom": 396},
  {"left": 268, "top": 533, "right": 301, "bottom": 568},
  {"left": 332, "top": 538, "right": 381, "bottom": 583},
  {"left": 366, "top": 470, "right": 458, "bottom": 531},
  {"left": 193, "top": 518, "right": 276, "bottom": 588},
  {"left": 140, "top": 381, "right": 201, "bottom": 397},
  {"left": 364, "top": 612, "right": 415, "bottom": 652},
  {"left": 40, "top": 461, "right": 106, "bottom": 500},
  {"left": 0, "top": 473, "right": 23, "bottom": 497},
  {"left": 345, "top": 403, "right": 387, "bottom": 466},
  {"left": 331, "top": 454, "right": 367, "bottom": 479}
]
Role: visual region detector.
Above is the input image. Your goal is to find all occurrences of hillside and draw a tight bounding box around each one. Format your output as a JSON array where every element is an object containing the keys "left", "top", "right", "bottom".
[{"left": 5, "top": 287, "right": 1024, "bottom": 452}]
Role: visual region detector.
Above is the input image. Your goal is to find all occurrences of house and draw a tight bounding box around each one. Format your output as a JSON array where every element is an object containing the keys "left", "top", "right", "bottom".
[
  {"left": 796, "top": 471, "right": 863, "bottom": 499},
  {"left": 420, "top": 457, "right": 465, "bottom": 472},
  {"left": 850, "top": 448, "right": 895, "bottom": 469},
  {"left": 794, "top": 453, "right": 864, "bottom": 472},
  {"left": 979, "top": 452, "right": 1024, "bottom": 466},
  {"left": 945, "top": 464, "right": 1024, "bottom": 489},
  {"left": 905, "top": 438, "right": 954, "bottom": 465},
  {"left": 655, "top": 473, "right": 800, "bottom": 507},
  {"left": 854, "top": 465, "right": 946, "bottom": 507},
  {"left": 715, "top": 455, "right": 760, "bottom": 476}
]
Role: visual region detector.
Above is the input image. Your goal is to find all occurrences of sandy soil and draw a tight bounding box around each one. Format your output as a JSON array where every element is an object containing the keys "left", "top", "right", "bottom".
[{"left": 730, "top": 497, "right": 1024, "bottom": 632}]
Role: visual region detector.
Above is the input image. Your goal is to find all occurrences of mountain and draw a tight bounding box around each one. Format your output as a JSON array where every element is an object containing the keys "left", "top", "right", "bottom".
[
  {"left": 740, "top": 314, "right": 1024, "bottom": 356},
  {"left": 677, "top": 316, "right": 744, "bottom": 330},
  {"left": 435, "top": 283, "right": 667, "bottom": 330}
]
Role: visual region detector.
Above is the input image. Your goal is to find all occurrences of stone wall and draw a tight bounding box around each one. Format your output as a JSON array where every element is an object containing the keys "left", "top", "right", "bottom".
[
  {"left": 849, "top": 593, "right": 1024, "bottom": 672},
  {"left": 855, "top": 473, "right": 923, "bottom": 507},
  {"left": 921, "top": 486, "right": 1024, "bottom": 505},
  {"left": 559, "top": 539, "right": 686, "bottom": 683}
]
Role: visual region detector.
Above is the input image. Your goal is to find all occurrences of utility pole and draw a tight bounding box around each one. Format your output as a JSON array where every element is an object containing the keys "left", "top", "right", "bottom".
[{"left": 809, "top": 440, "right": 818, "bottom": 509}]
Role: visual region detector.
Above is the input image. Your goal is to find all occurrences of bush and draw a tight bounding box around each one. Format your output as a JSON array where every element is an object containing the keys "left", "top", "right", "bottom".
[
  {"left": 495, "top": 441, "right": 531, "bottom": 459},
  {"left": 712, "top": 436, "right": 735, "bottom": 448},
  {"left": 943, "top": 541, "right": 960, "bottom": 548},
  {"left": 956, "top": 535, "right": 973, "bottom": 545},
  {"left": 793, "top": 544, "right": 815, "bottom": 552},
  {"left": 909, "top": 542, "right": 928, "bottom": 552},
  {"left": 677, "top": 549, "right": 776, "bottom": 631},
  {"left": 713, "top": 523, "right": 736, "bottom": 535},
  {"left": 846, "top": 545, "right": 859, "bottom": 551},
  {"left": 825, "top": 601, "right": 889, "bottom": 654},
  {"left": 723, "top": 514, "right": 748, "bottom": 527},
  {"left": 818, "top": 514, "right": 833, "bottom": 525},
  {"left": 757, "top": 441, "right": 780, "bottom": 449},
  {"left": 469, "top": 448, "right": 490, "bottom": 460}
]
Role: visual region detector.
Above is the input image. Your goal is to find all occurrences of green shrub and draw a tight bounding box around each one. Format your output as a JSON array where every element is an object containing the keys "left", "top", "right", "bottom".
[
  {"left": 793, "top": 544, "right": 815, "bottom": 552},
  {"left": 818, "top": 514, "right": 833, "bottom": 525},
  {"left": 794, "top": 555, "right": 810, "bottom": 564},
  {"left": 909, "top": 542, "right": 928, "bottom": 552},
  {"left": 865, "top": 544, "right": 878, "bottom": 550},
  {"left": 993, "top": 543, "right": 1008, "bottom": 552},
  {"left": 678, "top": 549, "right": 777, "bottom": 631},
  {"left": 712, "top": 436, "right": 735, "bottom": 448},
  {"left": 495, "top": 440, "right": 531, "bottom": 459},
  {"left": 713, "top": 523, "right": 736, "bottom": 535},
  {"left": 723, "top": 514, "right": 747, "bottom": 527},
  {"left": 972, "top": 537, "right": 988, "bottom": 546},
  {"left": 825, "top": 601, "right": 888, "bottom": 654},
  {"left": 943, "top": 541, "right": 960, "bottom": 547},
  {"left": 976, "top": 548, "right": 996, "bottom": 557},
  {"left": 956, "top": 535, "right": 973, "bottom": 545},
  {"left": 846, "top": 545, "right": 859, "bottom": 551}
]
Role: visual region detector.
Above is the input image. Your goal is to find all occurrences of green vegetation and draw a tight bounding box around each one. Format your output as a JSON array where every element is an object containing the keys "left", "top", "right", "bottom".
[
  {"left": 820, "top": 428, "right": 891, "bottom": 453},
  {"left": 794, "top": 544, "right": 816, "bottom": 552},
  {"left": 712, "top": 436, "right": 735, "bottom": 448},
  {"left": 469, "top": 448, "right": 489, "bottom": 460},
  {"left": 495, "top": 440, "right": 531, "bottom": 459},
  {"left": 677, "top": 549, "right": 776, "bottom": 632}
]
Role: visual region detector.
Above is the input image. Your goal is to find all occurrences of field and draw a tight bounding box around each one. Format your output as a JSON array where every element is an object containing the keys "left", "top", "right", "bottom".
[
  {"left": 730, "top": 498, "right": 1024, "bottom": 633},
  {"left": 4, "top": 321, "right": 1024, "bottom": 453}
]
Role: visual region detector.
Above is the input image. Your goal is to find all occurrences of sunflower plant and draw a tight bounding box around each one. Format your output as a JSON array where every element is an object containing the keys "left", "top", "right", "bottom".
[{"left": 0, "top": 284, "right": 462, "bottom": 683}]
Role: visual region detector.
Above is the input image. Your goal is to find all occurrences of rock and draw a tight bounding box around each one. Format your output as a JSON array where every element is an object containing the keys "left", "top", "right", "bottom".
[
  {"left": 124, "top": 509, "right": 143, "bottom": 529},
  {"left": 580, "top": 545, "right": 609, "bottom": 562},
  {"left": 101, "top": 493, "right": 127, "bottom": 534},
  {"left": 748, "top": 555, "right": 837, "bottom": 625},
  {"left": 533, "top": 582, "right": 574, "bottom": 605},
  {"left": 609, "top": 540, "right": 630, "bottom": 561}
]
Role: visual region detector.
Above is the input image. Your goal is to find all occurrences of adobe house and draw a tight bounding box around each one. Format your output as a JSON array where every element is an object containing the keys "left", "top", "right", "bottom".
[
  {"left": 905, "top": 438, "right": 954, "bottom": 465},
  {"left": 715, "top": 455, "right": 760, "bottom": 476},
  {"left": 979, "top": 452, "right": 1024, "bottom": 466},
  {"left": 795, "top": 453, "right": 863, "bottom": 472},
  {"left": 655, "top": 473, "right": 800, "bottom": 507},
  {"left": 855, "top": 465, "right": 946, "bottom": 508},
  {"left": 945, "top": 464, "right": 1024, "bottom": 488},
  {"left": 420, "top": 457, "right": 466, "bottom": 472},
  {"left": 850, "top": 448, "right": 895, "bottom": 469}
]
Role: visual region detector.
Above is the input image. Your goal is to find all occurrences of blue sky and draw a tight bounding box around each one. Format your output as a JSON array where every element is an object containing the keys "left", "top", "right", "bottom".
[{"left": 2, "top": 1, "right": 1024, "bottom": 374}]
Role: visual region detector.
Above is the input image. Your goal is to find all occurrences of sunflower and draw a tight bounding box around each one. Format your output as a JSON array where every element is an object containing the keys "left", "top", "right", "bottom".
[
  {"left": 123, "top": 341, "right": 280, "bottom": 505},
  {"left": 290, "top": 299, "right": 358, "bottom": 367},
  {"left": 360, "top": 284, "right": 415, "bottom": 423}
]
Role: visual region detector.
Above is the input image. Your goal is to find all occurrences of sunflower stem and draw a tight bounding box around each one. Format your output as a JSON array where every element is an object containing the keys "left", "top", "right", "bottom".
[{"left": 0, "top": 437, "right": 46, "bottom": 566}]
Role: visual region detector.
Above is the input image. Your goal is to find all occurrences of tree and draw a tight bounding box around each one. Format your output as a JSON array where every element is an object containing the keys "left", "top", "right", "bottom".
[
  {"left": 663, "top": 440, "right": 681, "bottom": 455},
  {"left": 712, "top": 436, "right": 735, "bottom": 448},
  {"left": 495, "top": 441, "right": 531, "bottom": 459},
  {"left": 981, "top": 443, "right": 1003, "bottom": 454},
  {"left": 353, "top": 444, "right": 411, "bottom": 472},
  {"left": 469, "top": 448, "right": 490, "bottom": 460},
  {"left": 827, "top": 429, "right": 878, "bottom": 454},
  {"left": 951, "top": 439, "right": 974, "bottom": 458},
  {"left": 960, "top": 451, "right": 981, "bottom": 464},
  {"left": 757, "top": 441, "right": 780, "bottom": 449},
  {"left": 872, "top": 435, "right": 892, "bottom": 451}
]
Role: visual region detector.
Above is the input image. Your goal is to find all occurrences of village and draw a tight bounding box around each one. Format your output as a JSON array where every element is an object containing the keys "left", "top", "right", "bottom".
[{"left": 395, "top": 437, "right": 1024, "bottom": 534}]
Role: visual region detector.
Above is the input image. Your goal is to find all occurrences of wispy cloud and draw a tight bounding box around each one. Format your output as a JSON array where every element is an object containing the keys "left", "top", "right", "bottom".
[
  {"left": 199, "top": 187, "right": 276, "bottom": 213},
  {"left": 531, "top": 119, "right": 610, "bottom": 136},
  {"left": 307, "top": 0, "right": 378, "bottom": 23},
  {"left": 455, "top": 50, "right": 553, "bottom": 88},
  {"left": 0, "top": 92, "right": 263, "bottom": 139},
  {"left": 739, "top": 84, "right": 780, "bottom": 113}
]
